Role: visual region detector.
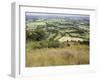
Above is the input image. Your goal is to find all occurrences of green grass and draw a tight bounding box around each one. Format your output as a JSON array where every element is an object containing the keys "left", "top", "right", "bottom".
[{"left": 26, "top": 43, "right": 89, "bottom": 67}]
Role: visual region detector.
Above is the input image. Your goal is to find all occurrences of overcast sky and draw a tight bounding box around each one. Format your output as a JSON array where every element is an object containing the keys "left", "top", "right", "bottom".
[
  {"left": 25, "top": 12, "right": 89, "bottom": 19},
  {"left": 26, "top": 12, "right": 89, "bottom": 17}
]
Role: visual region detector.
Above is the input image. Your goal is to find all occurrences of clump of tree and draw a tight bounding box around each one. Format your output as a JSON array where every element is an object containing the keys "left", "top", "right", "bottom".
[
  {"left": 26, "top": 27, "right": 47, "bottom": 41},
  {"left": 26, "top": 27, "right": 65, "bottom": 49},
  {"left": 48, "top": 40, "right": 61, "bottom": 48},
  {"left": 29, "top": 40, "right": 65, "bottom": 49},
  {"left": 80, "top": 40, "right": 89, "bottom": 45},
  {"left": 26, "top": 26, "right": 65, "bottom": 49}
]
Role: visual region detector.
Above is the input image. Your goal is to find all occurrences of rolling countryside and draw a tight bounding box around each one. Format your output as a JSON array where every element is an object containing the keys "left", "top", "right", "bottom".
[{"left": 25, "top": 13, "right": 89, "bottom": 67}]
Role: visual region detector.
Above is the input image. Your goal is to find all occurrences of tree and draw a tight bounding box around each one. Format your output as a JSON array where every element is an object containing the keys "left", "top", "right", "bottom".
[{"left": 32, "top": 28, "right": 47, "bottom": 41}]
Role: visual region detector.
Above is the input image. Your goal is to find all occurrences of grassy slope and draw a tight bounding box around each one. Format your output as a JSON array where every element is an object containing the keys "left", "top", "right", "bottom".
[{"left": 26, "top": 43, "right": 89, "bottom": 67}]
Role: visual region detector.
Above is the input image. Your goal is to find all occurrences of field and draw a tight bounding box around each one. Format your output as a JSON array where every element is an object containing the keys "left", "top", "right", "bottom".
[{"left": 25, "top": 13, "right": 90, "bottom": 67}]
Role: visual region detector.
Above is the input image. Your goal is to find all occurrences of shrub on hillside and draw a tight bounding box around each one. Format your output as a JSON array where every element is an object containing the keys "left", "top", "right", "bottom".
[
  {"left": 31, "top": 42, "right": 42, "bottom": 49},
  {"left": 48, "top": 40, "right": 61, "bottom": 48}
]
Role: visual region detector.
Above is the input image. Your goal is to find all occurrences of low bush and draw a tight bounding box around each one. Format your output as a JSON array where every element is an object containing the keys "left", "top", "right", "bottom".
[
  {"left": 27, "top": 39, "right": 68, "bottom": 49},
  {"left": 39, "top": 40, "right": 48, "bottom": 48},
  {"left": 80, "top": 41, "right": 89, "bottom": 45},
  {"left": 31, "top": 42, "right": 41, "bottom": 49},
  {"left": 48, "top": 40, "right": 60, "bottom": 48}
]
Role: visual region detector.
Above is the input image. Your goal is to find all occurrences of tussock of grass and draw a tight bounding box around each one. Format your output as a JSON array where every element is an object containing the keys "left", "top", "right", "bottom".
[{"left": 26, "top": 44, "right": 89, "bottom": 67}]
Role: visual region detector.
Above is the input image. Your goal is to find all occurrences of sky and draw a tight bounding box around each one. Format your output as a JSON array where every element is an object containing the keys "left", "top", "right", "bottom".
[{"left": 25, "top": 12, "right": 89, "bottom": 20}]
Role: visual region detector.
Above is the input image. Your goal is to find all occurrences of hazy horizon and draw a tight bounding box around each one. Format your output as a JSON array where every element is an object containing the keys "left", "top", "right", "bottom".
[{"left": 25, "top": 12, "right": 89, "bottom": 20}]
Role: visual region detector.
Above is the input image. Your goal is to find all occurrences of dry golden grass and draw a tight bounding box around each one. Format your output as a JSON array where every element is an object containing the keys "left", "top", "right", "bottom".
[{"left": 26, "top": 44, "right": 89, "bottom": 67}]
